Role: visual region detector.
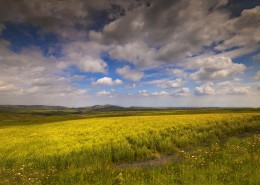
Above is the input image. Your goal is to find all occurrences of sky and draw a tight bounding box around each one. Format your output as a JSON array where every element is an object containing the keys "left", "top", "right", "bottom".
[{"left": 0, "top": 0, "right": 259, "bottom": 107}]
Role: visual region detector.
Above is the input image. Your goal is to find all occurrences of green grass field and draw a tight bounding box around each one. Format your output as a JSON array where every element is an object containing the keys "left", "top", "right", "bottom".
[{"left": 0, "top": 109, "right": 259, "bottom": 184}]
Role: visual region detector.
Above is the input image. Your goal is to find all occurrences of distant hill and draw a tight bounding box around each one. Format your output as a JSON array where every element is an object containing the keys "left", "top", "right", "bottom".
[{"left": 78, "top": 104, "right": 126, "bottom": 112}]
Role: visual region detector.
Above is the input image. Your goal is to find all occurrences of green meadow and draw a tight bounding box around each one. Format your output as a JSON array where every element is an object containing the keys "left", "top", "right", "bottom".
[{"left": 0, "top": 108, "right": 259, "bottom": 184}]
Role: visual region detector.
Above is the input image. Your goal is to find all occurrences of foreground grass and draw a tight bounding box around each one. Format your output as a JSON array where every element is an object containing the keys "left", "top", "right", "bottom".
[
  {"left": 0, "top": 111, "right": 259, "bottom": 184},
  {"left": 118, "top": 135, "right": 260, "bottom": 185}
]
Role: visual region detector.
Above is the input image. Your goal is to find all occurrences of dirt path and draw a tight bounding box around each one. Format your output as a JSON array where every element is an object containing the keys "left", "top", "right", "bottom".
[{"left": 116, "top": 155, "right": 175, "bottom": 169}]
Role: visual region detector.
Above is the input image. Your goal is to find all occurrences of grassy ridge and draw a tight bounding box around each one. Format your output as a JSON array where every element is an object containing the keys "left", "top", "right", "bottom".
[{"left": 0, "top": 110, "right": 259, "bottom": 184}]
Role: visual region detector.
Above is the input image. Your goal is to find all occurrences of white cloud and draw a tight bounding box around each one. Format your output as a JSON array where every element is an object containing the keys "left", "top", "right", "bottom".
[
  {"left": 114, "top": 79, "right": 123, "bottom": 85},
  {"left": 194, "top": 80, "right": 254, "bottom": 96},
  {"left": 216, "top": 81, "right": 233, "bottom": 87},
  {"left": 62, "top": 41, "right": 109, "bottom": 73},
  {"left": 116, "top": 65, "right": 144, "bottom": 82},
  {"left": 56, "top": 61, "right": 70, "bottom": 69},
  {"left": 189, "top": 56, "right": 246, "bottom": 81},
  {"left": 97, "top": 90, "right": 111, "bottom": 96},
  {"left": 127, "top": 83, "right": 137, "bottom": 88},
  {"left": 172, "top": 88, "right": 191, "bottom": 96},
  {"left": 77, "top": 56, "right": 107, "bottom": 73},
  {"left": 89, "top": 30, "right": 103, "bottom": 41},
  {"left": 158, "top": 78, "right": 183, "bottom": 89},
  {"left": 195, "top": 82, "right": 216, "bottom": 96},
  {"left": 228, "top": 87, "right": 250, "bottom": 95},
  {"left": 167, "top": 68, "right": 187, "bottom": 78},
  {"left": 109, "top": 41, "right": 158, "bottom": 67},
  {"left": 138, "top": 89, "right": 149, "bottom": 96},
  {"left": 93, "top": 77, "right": 123, "bottom": 86},
  {"left": 26, "top": 87, "right": 40, "bottom": 94},
  {"left": 215, "top": 0, "right": 228, "bottom": 8},
  {"left": 32, "top": 78, "right": 54, "bottom": 87},
  {"left": 0, "top": 83, "right": 18, "bottom": 93},
  {"left": 93, "top": 77, "right": 113, "bottom": 85},
  {"left": 151, "top": 91, "right": 169, "bottom": 96}
]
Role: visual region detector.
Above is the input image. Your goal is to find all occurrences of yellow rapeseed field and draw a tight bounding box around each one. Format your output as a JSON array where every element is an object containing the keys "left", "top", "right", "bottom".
[{"left": 0, "top": 112, "right": 259, "bottom": 184}]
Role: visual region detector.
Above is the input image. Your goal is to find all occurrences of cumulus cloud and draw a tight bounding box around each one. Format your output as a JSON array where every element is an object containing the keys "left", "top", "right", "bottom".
[
  {"left": 116, "top": 65, "right": 144, "bottom": 82},
  {"left": 172, "top": 88, "right": 191, "bottom": 96},
  {"left": 194, "top": 80, "right": 254, "bottom": 96},
  {"left": 93, "top": 77, "right": 123, "bottom": 86},
  {"left": 189, "top": 56, "right": 246, "bottom": 81},
  {"left": 114, "top": 79, "right": 123, "bottom": 85},
  {"left": 109, "top": 42, "right": 157, "bottom": 67},
  {"left": 195, "top": 82, "right": 216, "bottom": 96},
  {"left": 158, "top": 78, "right": 183, "bottom": 89},
  {"left": 62, "top": 41, "right": 108, "bottom": 73},
  {"left": 77, "top": 57, "right": 107, "bottom": 73},
  {"left": 94, "top": 77, "right": 113, "bottom": 85}
]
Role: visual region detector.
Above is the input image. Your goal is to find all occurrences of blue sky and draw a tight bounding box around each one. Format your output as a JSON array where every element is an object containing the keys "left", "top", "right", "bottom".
[{"left": 0, "top": 0, "right": 259, "bottom": 107}]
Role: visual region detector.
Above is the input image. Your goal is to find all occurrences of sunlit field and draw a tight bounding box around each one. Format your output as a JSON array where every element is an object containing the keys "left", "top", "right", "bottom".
[{"left": 0, "top": 109, "right": 259, "bottom": 184}]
